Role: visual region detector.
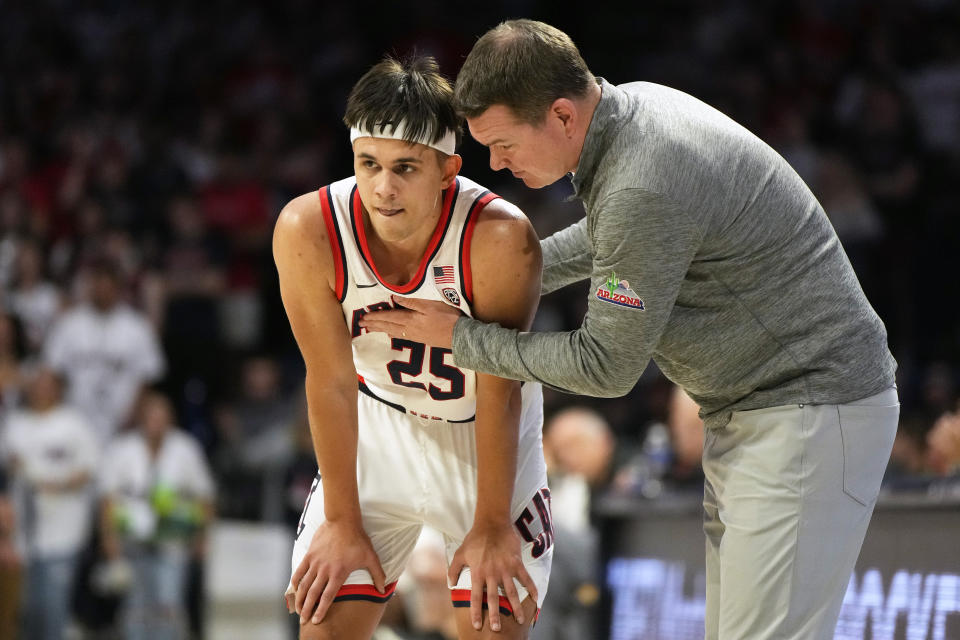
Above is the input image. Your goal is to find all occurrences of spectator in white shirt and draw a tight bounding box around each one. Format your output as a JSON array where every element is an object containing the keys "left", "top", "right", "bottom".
[
  {"left": 44, "top": 258, "right": 165, "bottom": 443},
  {"left": 7, "top": 239, "right": 62, "bottom": 355},
  {"left": 99, "top": 391, "right": 214, "bottom": 640},
  {"left": 1, "top": 367, "right": 99, "bottom": 640}
]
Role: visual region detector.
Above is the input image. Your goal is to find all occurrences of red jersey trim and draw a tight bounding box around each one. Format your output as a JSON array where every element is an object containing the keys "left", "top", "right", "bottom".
[
  {"left": 318, "top": 186, "right": 347, "bottom": 302},
  {"left": 458, "top": 190, "right": 500, "bottom": 306},
  {"left": 333, "top": 581, "right": 399, "bottom": 604},
  {"left": 349, "top": 180, "right": 459, "bottom": 294}
]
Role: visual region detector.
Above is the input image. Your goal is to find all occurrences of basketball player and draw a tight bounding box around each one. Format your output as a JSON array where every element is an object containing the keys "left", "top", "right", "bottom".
[{"left": 273, "top": 55, "right": 552, "bottom": 640}]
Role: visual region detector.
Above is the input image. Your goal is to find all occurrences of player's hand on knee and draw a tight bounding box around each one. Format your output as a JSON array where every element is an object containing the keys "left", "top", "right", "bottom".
[
  {"left": 449, "top": 522, "right": 536, "bottom": 632},
  {"left": 291, "top": 520, "right": 386, "bottom": 625}
]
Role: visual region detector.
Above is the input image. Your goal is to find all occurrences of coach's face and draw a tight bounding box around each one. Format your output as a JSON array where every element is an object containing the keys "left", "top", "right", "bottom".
[{"left": 467, "top": 104, "right": 571, "bottom": 189}]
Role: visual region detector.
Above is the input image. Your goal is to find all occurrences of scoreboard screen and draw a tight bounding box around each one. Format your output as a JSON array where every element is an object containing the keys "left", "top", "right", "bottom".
[{"left": 595, "top": 492, "right": 960, "bottom": 640}]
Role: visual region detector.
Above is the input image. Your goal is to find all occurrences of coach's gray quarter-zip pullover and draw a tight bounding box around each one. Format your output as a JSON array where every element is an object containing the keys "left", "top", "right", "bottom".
[{"left": 452, "top": 78, "right": 896, "bottom": 428}]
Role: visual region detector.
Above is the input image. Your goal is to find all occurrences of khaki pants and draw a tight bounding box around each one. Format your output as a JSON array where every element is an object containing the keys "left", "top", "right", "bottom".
[
  {"left": 703, "top": 388, "right": 898, "bottom": 640},
  {"left": 0, "top": 563, "right": 22, "bottom": 640}
]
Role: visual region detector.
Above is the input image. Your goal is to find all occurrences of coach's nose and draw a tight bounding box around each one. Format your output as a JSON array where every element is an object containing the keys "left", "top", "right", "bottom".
[{"left": 489, "top": 148, "right": 509, "bottom": 172}]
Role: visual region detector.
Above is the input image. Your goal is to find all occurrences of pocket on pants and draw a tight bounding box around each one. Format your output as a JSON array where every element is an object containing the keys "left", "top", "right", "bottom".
[{"left": 837, "top": 403, "right": 898, "bottom": 506}]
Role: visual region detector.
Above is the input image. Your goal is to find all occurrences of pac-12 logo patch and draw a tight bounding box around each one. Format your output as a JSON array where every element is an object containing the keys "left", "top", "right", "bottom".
[
  {"left": 596, "top": 272, "right": 644, "bottom": 310},
  {"left": 442, "top": 288, "right": 461, "bottom": 306}
]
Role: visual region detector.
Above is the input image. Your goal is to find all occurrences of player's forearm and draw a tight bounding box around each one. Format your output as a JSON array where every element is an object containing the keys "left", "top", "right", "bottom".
[
  {"left": 306, "top": 374, "right": 362, "bottom": 523},
  {"left": 472, "top": 376, "right": 522, "bottom": 525}
]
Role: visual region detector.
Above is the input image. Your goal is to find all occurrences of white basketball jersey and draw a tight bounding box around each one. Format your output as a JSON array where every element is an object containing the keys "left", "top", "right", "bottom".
[{"left": 319, "top": 175, "right": 500, "bottom": 423}]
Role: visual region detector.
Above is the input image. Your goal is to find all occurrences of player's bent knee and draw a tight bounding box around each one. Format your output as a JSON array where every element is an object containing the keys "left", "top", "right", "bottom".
[
  {"left": 297, "top": 600, "right": 387, "bottom": 640},
  {"left": 453, "top": 596, "right": 539, "bottom": 640}
]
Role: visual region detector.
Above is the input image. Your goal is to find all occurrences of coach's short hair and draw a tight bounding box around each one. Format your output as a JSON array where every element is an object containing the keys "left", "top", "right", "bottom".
[
  {"left": 344, "top": 54, "right": 462, "bottom": 152},
  {"left": 454, "top": 20, "right": 595, "bottom": 125}
]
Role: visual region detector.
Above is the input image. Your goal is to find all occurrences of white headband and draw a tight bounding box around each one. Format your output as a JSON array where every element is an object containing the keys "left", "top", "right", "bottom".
[{"left": 349, "top": 120, "right": 456, "bottom": 156}]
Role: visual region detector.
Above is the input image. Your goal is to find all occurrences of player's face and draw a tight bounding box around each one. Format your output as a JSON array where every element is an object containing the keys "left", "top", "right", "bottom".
[
  {"left": 467, "top": 105, "right": 570, "bottom": 189},
  {"left": 353, "top": 137, "right": 460, "bottom": 242}
]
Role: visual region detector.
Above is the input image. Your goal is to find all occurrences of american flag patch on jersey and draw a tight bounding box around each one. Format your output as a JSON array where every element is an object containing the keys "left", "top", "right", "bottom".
[{"left": 433, "top": 265, "right": 455, "bottom": 284}]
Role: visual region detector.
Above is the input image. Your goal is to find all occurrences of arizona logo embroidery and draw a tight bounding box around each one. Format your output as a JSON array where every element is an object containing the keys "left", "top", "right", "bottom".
[{"left": 596, "top": 272, "right": 644, "bottom": 310}]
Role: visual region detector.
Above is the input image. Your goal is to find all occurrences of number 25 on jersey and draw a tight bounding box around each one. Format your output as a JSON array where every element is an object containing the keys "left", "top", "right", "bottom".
[{"left": 387, "top": 338, "right": 465, "bottom": 401}]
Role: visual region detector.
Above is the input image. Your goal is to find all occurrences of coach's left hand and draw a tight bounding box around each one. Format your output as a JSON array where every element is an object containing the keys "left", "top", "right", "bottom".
[
  {"left": 359, "top": 296, "right": 462, "bottom": 350},
  {"left": 448, "top": 521, "right": 536, "bottom": 632}
]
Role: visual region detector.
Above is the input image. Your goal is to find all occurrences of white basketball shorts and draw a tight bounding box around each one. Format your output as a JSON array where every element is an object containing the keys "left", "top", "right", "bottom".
[{"left": 289, "top": 385, "right": 553, "bottom": 617}]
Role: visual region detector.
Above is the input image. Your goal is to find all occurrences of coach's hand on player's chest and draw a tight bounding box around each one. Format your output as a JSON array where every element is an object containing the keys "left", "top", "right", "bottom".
[{"left": 360, "top": 295, "right": 462, "bottom": 350}]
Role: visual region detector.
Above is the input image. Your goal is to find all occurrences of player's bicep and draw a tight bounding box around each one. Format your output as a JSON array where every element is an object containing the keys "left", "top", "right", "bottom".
[
  {"left": 468, "top": 200, "right": 542, "bottom": 332},
  {"left": 273, "top": 195, "right": 356, "bottom": 389},
  {"left": 469, "top": 201, "right": 541, "bottom": 408}
]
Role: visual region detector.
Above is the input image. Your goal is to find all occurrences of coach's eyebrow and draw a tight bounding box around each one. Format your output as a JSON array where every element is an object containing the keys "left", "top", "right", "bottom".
[{"left": 472, "top": 133, "right": 510, "bottom": 147}]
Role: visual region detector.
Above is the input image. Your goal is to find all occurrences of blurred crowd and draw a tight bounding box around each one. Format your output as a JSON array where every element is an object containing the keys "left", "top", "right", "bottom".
[{"left": 0, "top": 0, "right": 958, "bottom": 638}]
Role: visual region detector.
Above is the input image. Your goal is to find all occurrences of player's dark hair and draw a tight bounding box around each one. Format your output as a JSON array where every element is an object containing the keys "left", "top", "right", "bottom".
[
  {"left": 344, "top": 54, "right": 462, "bottom": 152},
  {"left": 454, "top": 20, "right": 595, "bottom": 125}
]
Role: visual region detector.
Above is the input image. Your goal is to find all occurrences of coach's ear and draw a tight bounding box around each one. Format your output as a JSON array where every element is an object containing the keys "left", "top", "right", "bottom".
[{"left": 439, "top": 152, "right": 462, "bottom": 189}]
